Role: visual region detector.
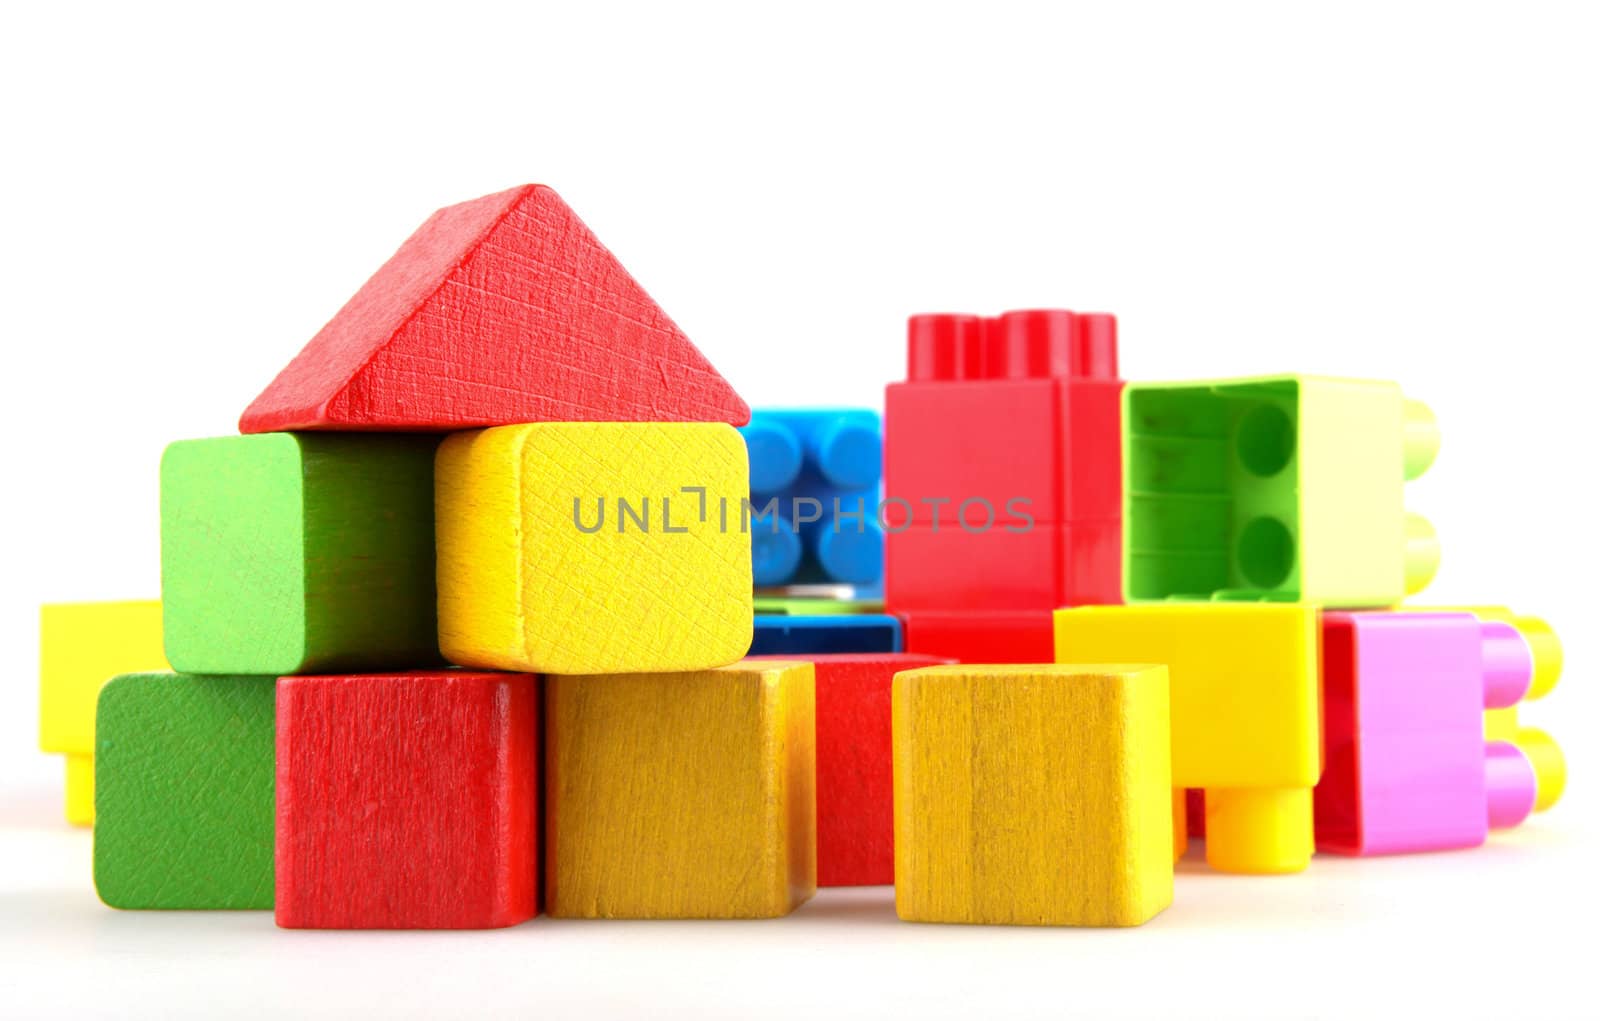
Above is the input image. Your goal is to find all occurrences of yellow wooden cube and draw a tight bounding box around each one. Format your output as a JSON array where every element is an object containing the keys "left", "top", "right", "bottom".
[
  {"left": 892, "top": 664, "right": 1173, "bottom": 927},
  {"left": 1054, "top": 604, "right": 1320, "bottom": 874},
  {"left": 39, "top": 601, "right": 168, "bottom": 826},
  {"left": 546, "top": 660, "right": 816, "bottom": 918},
  {"left": 436, "top": 422, "right": 753, "bottom": 674}
]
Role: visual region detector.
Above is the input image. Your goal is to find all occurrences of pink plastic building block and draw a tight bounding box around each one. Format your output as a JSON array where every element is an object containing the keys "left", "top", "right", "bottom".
[{"left": 1315, "top": 611, "right": 1539, "bottom": 855}]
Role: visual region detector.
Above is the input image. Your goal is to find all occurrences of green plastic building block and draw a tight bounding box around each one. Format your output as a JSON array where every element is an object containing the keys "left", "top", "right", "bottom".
[
  {"left": 1123, "top": 375, "right": 1440, "bottom": 607},
  {"left": 93, "top": 673, "right": 276, "bottom": 909},
  {"left": 160, "top": 433, "right": 439, "bottom": 675},
  {"left": 753, "top": 595, "right": 886, "bottom": 616}
]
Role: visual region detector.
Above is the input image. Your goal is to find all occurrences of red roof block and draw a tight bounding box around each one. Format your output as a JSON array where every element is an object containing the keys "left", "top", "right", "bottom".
[{"left": 240, "top": 185, "right": 749, "bottom": 432}]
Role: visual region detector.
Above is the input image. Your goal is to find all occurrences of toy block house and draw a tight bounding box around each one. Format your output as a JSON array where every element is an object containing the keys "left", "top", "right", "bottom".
[
  {"left": 884, "top": 309, "right": 1123, "bottom": 660},
  {"left": 96, "top": 183, "right": 767, "bottom": 927}
]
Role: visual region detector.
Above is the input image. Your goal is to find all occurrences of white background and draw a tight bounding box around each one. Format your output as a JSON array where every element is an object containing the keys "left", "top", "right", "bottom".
[{"left": 2, "top": 2, "right": 1596, "bottom": 1017}]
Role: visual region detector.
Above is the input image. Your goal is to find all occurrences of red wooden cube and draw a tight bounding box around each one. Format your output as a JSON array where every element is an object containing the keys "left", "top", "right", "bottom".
[
  {"left": 275, "top": 671, "right": 540, "bottom": 929},
  {"left": 756, "top": 652, "right": 951, "bottom": 886}
]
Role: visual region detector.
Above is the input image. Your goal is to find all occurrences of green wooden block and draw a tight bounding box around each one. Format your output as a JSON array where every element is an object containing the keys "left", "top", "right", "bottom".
[
  {"left": 160, "top": 433, "right": 440, "bottom": 674},
  {"left": 93, "top": 672, "right": 276, "bottom": 909},
  {"left": 753, "top": 596, "right": 886, "bottom": 616}
]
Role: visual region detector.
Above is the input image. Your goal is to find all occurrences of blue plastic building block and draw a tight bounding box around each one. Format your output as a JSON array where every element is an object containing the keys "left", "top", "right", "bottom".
[
  {"left": 741, "top": 409, "right": 885, "bottom": 588},
  {"left": 749, "top": 614, "right": 903, "bottom": 655}
]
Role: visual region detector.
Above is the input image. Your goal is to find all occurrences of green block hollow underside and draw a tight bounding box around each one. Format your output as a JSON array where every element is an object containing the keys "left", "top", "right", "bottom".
[
  {"left": 161, "top": 434, "right": 440, "bottom": 674},
  {"left": 1125, "top": 377, "right": 1304, "bottom": 602},
  {"left": 93, "top": 672, "right": 276, "bottom": 909}
]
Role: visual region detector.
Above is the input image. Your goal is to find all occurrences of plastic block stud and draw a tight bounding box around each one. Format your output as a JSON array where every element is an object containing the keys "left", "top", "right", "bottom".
[
  {"left": 893, "top": 664, "right": 1173, "bottom": 926},
  {"left": 240, "top": 184, "right": 748, "bottom": 432},
  {"left": 1315, "top": 611, "right": 1559, "bottom": 854},
  {"left": 1123, "top": 375, "right": 1440, "bottom": 606},
  {"left": 275, "top": 672, "right": 540, "bottom": 929},
  {"left": 161, "top": 434, "right": 439, "bottom": 675},
  {"left": 741, "top": 408, "right": 885, "bottom": 588},
  {"left": 1055, "top": 604, "right": 1321, "bottom": 874},
  {"left": 93, "top": 673, "right": 275, "bottom": 910},
  {"left": 39, "top": 601, "right": 167, "bottom": 826},
  {"left": 884, "top": 309, "right": 1123, "bottom": 612},
  {"left": 545, "top": 661, "right": 816, "bottom": 918},
  {"left": 435, "top": 422, "right": 753, "bottom": 674}
]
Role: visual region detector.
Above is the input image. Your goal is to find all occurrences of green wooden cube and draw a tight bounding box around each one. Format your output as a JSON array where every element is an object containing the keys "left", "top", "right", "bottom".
[
  {"left": 93, "top": 672, "right": 276, "bottom": 909},
  {"left": 160, "top": 433, "right": 439, "bottom": 675}
]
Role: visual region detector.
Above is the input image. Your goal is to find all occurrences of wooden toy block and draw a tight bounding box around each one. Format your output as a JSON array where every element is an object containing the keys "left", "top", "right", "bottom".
[
  {"left": 748, "top": 614, "right": 901, "bottom": 655},
  {"left": 239, "top": 184, "right": 748, "bottom": 433},
  {"left": 275, "top": 672, "right": 539, "bottom": 929},
  {"left": 1124, "top": 375, "right": 1441, "bottom": 606},
  {"left": 741, "top": 408, "right": 884, "bottom": 587},
  {"left": 1054, "top": 604, "right": 1320, "bottom": 874},
  {"left": 883, "top": 309, "right": 1124, "bottom": 612},
  {"left": 1315, "top": 611, "right": 1545, "bottom": 856},
  {"left": 161, "top": 434, "right": 439, "bottom": 675},
  {"left": 436, "top": 422, "right": 753, "bottom": 674},
  {"left": 898, "top": 609, "right": 1055, "bottom": 663},
  {"left": 39, "top": 600, "right": 167, "bottom": 825},
  {"left": 752, "top": 653, "right": 952, "bottom": 886},
  {"left": 94, "top": 673, "right": 275, "bottom": 909},
  {"left": 892, "top": 664, "right": 1172, "bottom": 926},
  {"left": 546, "top": 661, "right": 816, "bottom": 918}
]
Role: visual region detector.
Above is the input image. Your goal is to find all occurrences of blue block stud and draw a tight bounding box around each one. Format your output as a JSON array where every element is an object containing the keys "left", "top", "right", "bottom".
[
  {"left": 740, "top": 408, "right": 885, "bottom": 588},
  {"left": 748, "top": 614, "right": 903, "bottom": 655}
]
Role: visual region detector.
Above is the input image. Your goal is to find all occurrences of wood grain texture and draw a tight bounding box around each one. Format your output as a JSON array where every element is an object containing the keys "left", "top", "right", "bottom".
[
  {"left": 93, "top": 673, "right": 276, "bottom": 909},
  {"left": 546, "top": 661, "right": 816, "bottom": 918},
  {"left": 238, "top": 184, "right": 749, "bottom": 433},
  {"left": 436, "top": 422, "right": 753, "bottom": 674},
  {"left": 39, "top": 601, "right": 168, "bottom": 826},
  {"left": 275, "top": 672, "right": 539, "bottom": 929},
  {"left": 752, "top": 653, "right": 951, "bottom": 886},
  {"left": 161, "top": 434, "right": 440, "bottom": 675},
  {"left": 893, "top": 664, "right": 1173, "bottom": 927}
]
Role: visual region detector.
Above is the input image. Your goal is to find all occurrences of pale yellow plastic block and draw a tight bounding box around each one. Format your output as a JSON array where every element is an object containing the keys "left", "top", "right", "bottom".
[
  {"left": 436, "top": 423, "right": 754, "bottom": 674},
  {"left": 1484, "top": 706, "right": 1519, "bottom": 743},
  {"left": 39, "top": 601, "right": 167, "bottom": 756},
  {"left": 546, "top": 660, "right": 816, "bottom": 919},
  {"left": 1055, "top": 604, "right": 1320, "bottom": 875},
  {"left": 65, "top": 755, "right": 95, "bottom": 827},
  {"left": 893, "top": 664, "right": 1173, "bottom": 927}
]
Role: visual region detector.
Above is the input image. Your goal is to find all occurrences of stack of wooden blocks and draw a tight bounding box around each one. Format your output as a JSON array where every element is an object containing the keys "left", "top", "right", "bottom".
[{"left": 37, "top": 184, "right": 1568, "bottom": 930}]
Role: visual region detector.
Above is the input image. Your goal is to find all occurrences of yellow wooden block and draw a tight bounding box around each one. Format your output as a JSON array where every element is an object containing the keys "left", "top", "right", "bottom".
[
  {"left": 436, "top": 423, "right": 754, "bottom": 674},
  {"left": 1054, "top": 604, "right": 1320, "bottom": 874},
  {"left": 65, "top": 755, "right": 95, "bottom": 826},
  {"left": 546, "top": 660, "right": 816, "bottom": 918},
  {"left": 40, "top": 601, "right": 168, "bottom": 826},
  {"left": 892, "top": 664, "right": 1173, "bottom": 927}
]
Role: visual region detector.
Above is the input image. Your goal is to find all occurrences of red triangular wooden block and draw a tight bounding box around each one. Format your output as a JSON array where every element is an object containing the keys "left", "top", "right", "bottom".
[{"left": 239, "top": 185, "right": 749, "bottom": 432}]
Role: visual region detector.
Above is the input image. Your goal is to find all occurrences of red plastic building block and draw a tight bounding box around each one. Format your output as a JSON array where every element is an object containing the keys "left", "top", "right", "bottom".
[
  {"left": 240, "top": 184, "right": 749, "bottom": 432},
  {"left": 275, "top": 672, "right": 540, "bottom": 929},
  {"left": 884, "top": 310, "right": 1123, "bottom": 611},
  {"left": 898, "top": 609, "right": 1056, "bottom": 663},
  {"left": 754, "top": 652, "right": 951, "bottom": 886}
]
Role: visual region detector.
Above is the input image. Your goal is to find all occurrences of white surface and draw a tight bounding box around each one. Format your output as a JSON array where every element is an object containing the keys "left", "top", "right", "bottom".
[{"left": 2, "top": 2, "right": 1596, "bottom": 1017}]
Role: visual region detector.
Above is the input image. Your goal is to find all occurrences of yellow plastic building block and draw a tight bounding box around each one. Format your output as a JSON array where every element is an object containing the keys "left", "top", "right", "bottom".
[
  {"left": 892, "top": 664, "right": 1173, "bottom": 927},
  {"left": 436, "top": 423, "right": 754, "bottom": 674},
  {"left": 39, "top": 601, "right": 168, "bottom": 826},
  {"left": 546, "top": 660, "right": 816, "bottom": 918},
  {"left": 1054, "top": 604, "right": 1320, "bottom": 874},
  {"left": 1123, "top": 375, "right": 1440, "bottom": 607}
]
